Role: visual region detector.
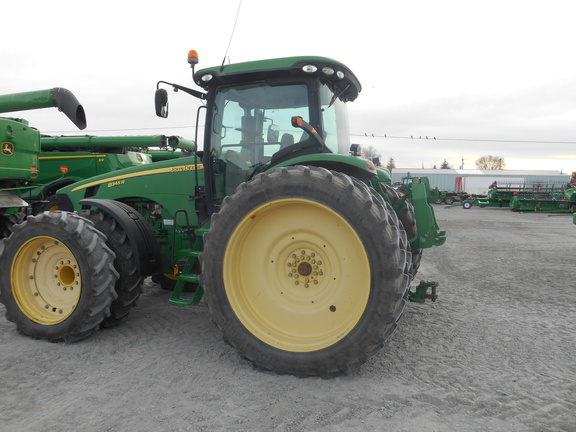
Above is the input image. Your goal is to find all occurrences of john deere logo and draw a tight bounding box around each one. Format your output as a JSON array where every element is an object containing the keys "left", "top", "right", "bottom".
[{"left": 2, "top": 142, "right": 14, "bottom": 156}]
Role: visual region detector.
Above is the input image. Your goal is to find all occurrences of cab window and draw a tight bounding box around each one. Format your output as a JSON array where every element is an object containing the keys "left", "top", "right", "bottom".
[{"left": 210, "top": 83, "right": 309, "bottom": 199}]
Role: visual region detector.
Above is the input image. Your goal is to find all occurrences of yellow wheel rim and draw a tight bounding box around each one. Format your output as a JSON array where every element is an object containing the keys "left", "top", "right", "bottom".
[
  {"left": 223, "top": 198, "right": 370, "bottom": 352},
  {"left": 10, "top": 236, "right": 82, "bottom": 325}
]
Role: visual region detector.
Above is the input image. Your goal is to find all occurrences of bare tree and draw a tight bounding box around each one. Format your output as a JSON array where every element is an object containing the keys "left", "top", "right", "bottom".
[
  {"left": 362, "top": 145, "right": 380, "bottom": 162},
  {"left": 475, "top": 155, "right": 506, "bottom": 170}
]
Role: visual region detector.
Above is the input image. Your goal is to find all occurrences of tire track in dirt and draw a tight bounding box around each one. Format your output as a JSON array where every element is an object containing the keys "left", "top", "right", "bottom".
[{"left": 1, "top": 205, "right": 575, "bottom": 432}]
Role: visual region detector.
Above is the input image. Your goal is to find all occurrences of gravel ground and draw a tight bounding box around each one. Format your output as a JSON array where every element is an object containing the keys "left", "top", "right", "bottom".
[{"left": 1, "top": 205, "right": 575, "bottom": 432}]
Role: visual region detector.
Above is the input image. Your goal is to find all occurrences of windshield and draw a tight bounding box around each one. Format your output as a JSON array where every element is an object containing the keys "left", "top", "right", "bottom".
[
  {"left": 319, "top": 80, "right": 351, "bottom": 154},
  {"left": 211, "top": 83, "right": 309, "bottom": 160},
  {"left": 209, "top": 81, "right": 351, "bottom": 200},
  {"left": 210, "top": 83, "right": 309, "bottom": 198}
]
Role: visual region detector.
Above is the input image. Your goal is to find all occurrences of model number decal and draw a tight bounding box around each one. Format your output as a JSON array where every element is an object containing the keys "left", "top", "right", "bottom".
[
  {"left": 107, "top": 180, "right": 125, "bottom": 188},
  {"left": 71, "top": 164, "right": 203, "bottom": 192},
  {"left": 171, "top": 165, "right": 197, "bottom": 172}
]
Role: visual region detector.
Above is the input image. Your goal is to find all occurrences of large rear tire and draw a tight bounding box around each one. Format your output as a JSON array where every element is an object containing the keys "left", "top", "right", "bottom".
[
  {"left": 0, "top": 211, "right": 118, "bottom": 342},
  {"left": 80, "top": 210, "right": 143, "bottom": 327},
  {"left": 201, "top": 166, "right": 411, "bottom": 377}
]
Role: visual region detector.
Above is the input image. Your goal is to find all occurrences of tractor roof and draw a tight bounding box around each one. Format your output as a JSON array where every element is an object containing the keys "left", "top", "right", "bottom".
[{"left": 194, "top": 56, "right": 361, "bottom": 102}]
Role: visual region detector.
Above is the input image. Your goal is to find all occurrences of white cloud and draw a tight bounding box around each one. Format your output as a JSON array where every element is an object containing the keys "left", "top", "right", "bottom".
[{"left": 1, "top": 0, "right": 575, "bottom": 172}]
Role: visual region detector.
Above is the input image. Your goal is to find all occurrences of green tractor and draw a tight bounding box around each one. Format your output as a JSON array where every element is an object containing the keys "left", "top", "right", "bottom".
[{"left": 0, "top": 52, "right": 445, "bottom": 377}]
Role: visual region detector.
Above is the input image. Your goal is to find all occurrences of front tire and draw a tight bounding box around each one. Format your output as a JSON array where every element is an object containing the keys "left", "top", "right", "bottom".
[
  {"left": 80, "top": 210, "right": 143, "bottom": 327},
  {"left": 201, "top": 166, "right": 411, "bottom": 377},
  {"left": 0, "top": 211, "right": 118, "bottom": 342}
]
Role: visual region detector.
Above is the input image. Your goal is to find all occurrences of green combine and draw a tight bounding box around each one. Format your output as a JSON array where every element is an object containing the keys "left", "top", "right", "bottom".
[
  {"left": 0, "top": 89, "right": 193, "bottom": 237},
  {"left": 0, "top": 88, "right": 86, "bottom": 235},
  {"left": 0, "top": 52, "right": 446, "bottom": 377}
]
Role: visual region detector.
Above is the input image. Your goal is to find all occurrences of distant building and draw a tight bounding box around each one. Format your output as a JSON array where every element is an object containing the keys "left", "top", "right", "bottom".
[{"left": 391, "top": 168, "right": 570, "bottom": 195}]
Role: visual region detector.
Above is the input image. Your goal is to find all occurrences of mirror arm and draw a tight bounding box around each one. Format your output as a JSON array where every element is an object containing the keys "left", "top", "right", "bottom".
[{"left": 157, "top": 81, "right": 206, "bottom": 101}]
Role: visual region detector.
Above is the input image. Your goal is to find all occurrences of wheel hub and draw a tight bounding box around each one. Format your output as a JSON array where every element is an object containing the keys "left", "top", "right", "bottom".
[{"left": 286, "top": 249, "right": 324, "bottom": 288}]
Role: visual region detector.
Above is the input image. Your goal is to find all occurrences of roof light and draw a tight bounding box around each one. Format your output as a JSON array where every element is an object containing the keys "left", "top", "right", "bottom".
[
  {"left": 302, "top": 65, "right": 317, "bottom": 73},
  {"left": 336, "top": 70, "right": 345, "bottom": 79},
  {"left": 322, "top": 66, "right": 335, "bottom": 76},
  {"left": 188, "top": 50, "right": 199, "bottom": 66},
  {"left": 200, "top": 74, "right": 213, "bottom": 82}
]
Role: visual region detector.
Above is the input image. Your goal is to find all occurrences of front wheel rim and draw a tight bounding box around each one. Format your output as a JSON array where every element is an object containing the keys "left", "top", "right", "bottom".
[
  {"left": 223, "top": 198, "right": 371, "bottom": 352},
  {"left": 11, "top": 236, "right": 82, "bottom": 325}
]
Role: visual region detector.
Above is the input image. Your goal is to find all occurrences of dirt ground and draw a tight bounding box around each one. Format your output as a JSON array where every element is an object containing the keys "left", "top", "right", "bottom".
[{"left": 1, "top": 205, "right": 575, "bottom": 432}]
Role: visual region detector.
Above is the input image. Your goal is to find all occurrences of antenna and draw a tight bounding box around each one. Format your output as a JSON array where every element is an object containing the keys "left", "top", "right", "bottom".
[{"left": 221, "top": 0, "right": 243, "bottom": 72}]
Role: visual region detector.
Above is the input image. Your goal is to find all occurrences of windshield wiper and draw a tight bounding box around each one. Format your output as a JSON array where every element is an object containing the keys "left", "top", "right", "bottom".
[{"left": 325, "top": 84, "right": 350, "bottom": 110}]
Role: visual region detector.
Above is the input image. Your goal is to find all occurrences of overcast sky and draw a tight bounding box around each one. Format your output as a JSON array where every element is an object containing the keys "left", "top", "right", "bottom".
[{"left": 2, "top": 0, "right": 575, "bottom": 172}]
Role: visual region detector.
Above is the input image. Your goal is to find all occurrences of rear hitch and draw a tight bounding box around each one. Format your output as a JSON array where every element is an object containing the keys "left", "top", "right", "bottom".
[{"left": 409, "top": 280, "right": 439, "bottom": 303}]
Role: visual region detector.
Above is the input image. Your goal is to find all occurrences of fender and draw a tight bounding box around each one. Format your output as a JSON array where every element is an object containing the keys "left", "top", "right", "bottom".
[
  {"left": 268, "top": 153, "right": 378, "bottom": 183},
  {"left": 79, "top": 198, "right": 162, "bottom": 276}
]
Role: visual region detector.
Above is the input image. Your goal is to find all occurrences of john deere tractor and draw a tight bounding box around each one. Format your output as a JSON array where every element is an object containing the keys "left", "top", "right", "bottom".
[{"left": 0, "top": 52, "right": 445, "bottom": 377}]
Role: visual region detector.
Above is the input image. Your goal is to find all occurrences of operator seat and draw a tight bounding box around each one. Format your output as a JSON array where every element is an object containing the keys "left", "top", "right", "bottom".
[{"left": 279, "top": 133, "right": 294, "bottom": 149}]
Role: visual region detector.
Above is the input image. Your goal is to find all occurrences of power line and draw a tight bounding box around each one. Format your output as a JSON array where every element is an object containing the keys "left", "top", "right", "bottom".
[
  {"left": 42, "top": 125, "right": 576, "bottom": 145},
  {"left": 352, "top": 132, "right": 576, "bottom": 145}
]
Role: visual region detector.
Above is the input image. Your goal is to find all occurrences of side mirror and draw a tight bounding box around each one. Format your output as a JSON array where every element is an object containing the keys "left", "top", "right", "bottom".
[
  {"left": 349, "top": 143, "right": 361, "bottom": 157},
  {"left": 155, "top": 88, "right": 169, "bottom": 118},
  {"left": 267, "top": 124, "right": 279, "bottom": 143}
]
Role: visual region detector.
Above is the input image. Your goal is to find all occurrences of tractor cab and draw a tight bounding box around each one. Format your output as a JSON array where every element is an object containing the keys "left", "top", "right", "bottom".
[{"left": 155, "top": 53, "right": 361, "bottom": 209}]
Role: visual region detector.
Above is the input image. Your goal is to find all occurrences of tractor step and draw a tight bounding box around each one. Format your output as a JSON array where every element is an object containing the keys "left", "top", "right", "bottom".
[
  {"left": 178, "top": 274, "right": 199, "bottom": 283},
  {"left": 168, "top": 238, "right": 205, "bottom": 306},
  {"left": 169, "top": 285, "right": 204, "bottom": 306}
]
